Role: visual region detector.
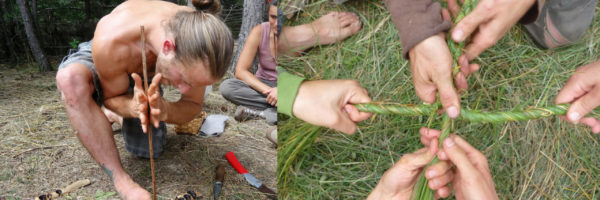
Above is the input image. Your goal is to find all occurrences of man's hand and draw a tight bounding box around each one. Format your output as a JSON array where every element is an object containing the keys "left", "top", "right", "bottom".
[
  {"left": 263, "top": 87, "right": 278, "bottom": 106},
  {"left": 409, "top": 33, "right": 461, "bottom": 118},
  {"left": 450, "top": 0, "right": 536, "bottom": 60},
  {"left": 131, "top": 73, "right": 166, "bottom": 133},
  {"left": 420, "top": 128, "right": 499, "bottom": 200},
  {"left": 367, "top": 143, "right": 453, "bottom": 199},
  {"left": 555, "top": 62, "right": 600, "bottom": 133},
  {"left": 147, "top": 73, "right": 167, "bottom": 128},
  {"left": 292, "top": 80, "right": 372, "bottom": 134}
]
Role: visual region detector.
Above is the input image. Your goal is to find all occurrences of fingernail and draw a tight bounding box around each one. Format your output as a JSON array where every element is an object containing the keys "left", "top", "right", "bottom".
[
  {"left": 439, "top": 151, "right": 448, "bottom": 160},
  {"left": 460, "top": 56, "right": 468, "bottom": 67},
  {"left": 431, "top": 180, "right": 439, "bottom": 187},
  {"left": 427, "top": 170, "right": 437, "bottom": 178},
  {"left": 447, "top": 106, "right": 458, "bottom": 118},
  {"left": 453, "top": 29, "right": 464, "bottom": 41},
  {"left": 568, "top": 112, "right": 581, "bottom": 123},
  {"left": 444, "top": 138, "right": 455, "bottom": 148}
]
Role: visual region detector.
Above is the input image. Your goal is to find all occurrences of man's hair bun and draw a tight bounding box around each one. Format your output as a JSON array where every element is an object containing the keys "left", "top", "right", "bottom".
[{"left": 191, "top": 0, "right": 221, "bottom": 15}]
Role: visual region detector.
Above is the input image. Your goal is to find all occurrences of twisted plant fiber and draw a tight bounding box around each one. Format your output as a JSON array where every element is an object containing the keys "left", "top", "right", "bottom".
[{"left": 355, "top": 103, "right": 570, "bottom": 123}]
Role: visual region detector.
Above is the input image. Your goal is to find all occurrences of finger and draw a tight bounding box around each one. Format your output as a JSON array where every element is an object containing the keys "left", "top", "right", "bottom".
[
  {"left": 438, "top": 150, "right": 448, "bottom": 160},
  {"left": 452, "top": 0, "right": 495, "bottom": 42},
  {"left": 446, "top": 0, "right": 460, "bottom": 17},
  {"left": 459, "top": 56, "right": 480, "bottom": 76},
  {"left": 132, "top": 73, "right": 144, "bottom": 91},
  {"left": 442, "top": 136, "right": 478, "bottom": 177},
  {"left": 344, "top": 104, "right": 372, "bottom": 122},
  {"left": 149, "top": 93, "right": 161, "bottom": 107},
  {"left": 396, "top": 148, "right": 434, "bottom": 171},
  {"left": 435, "top": 186, "right": 451, "bottom": 199},
  {"left": 426, "top": 161, "right": 452, "bottom": 179},
  {"left": 263, "top": 89, "right": 271, "bottom": 95},
  {"left": 555, "top": 73, "right": 590, "bottom": 105},
  {"left": 139, "top": 113, "right": 147, "bottom": 133},
  {"left": 148, "top": 74, "right": 162, "bottom": 95},
  {"left": 581, "top": 117, "right": 600, "bottom": 134},
  {"left": 451, "top": 135, "right": 490, "bottom": 173},
  {"left": 435, "top": 74, "right": 461, "bottom": 118},
  {"left": 441, "top": 8, "right": 452, "bottom": 23},
  {"left": 150, "top": 108, "right": 161, "bottom": 128},
  {"left": 330, "top": 110, "right": 359, "bottom": 134},
  {"left": 454, "top": 72, "right": 468, "bottom": 93},
  {"left": 428, "top": 169, "right": 454, "bottom": 190},
  {"left": 566, "top": 87, "right": 600, "bottom": 123},
  {"left": 420, "top": 127, "right": 441, "bottom": 150},
  {"left": 468, "top": 63, "right": 480, "bottom": 76}
]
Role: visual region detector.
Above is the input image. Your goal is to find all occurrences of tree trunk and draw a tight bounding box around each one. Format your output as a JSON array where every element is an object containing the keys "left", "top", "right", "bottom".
[
  {"left": 30, "top": 0, "right": 36, "bottom": 23},
  {"left": 0, "top": 0, "right": 14, "bottom": 62},
  {"left": 16, "top": 0, "right": 51, "bottom": 71},
  {"left": 230, "top": 0, "right": 264, "bottom": 74}
]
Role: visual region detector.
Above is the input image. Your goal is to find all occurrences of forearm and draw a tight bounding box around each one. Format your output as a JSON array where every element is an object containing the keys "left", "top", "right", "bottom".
[
  {"left": 384, "top": 0, "right": 451, "bottom": 58},
  {"left": 103, "top": 95, "right": 137, "bottom": 118},
  {"left": 163, "top": 99, "right": 204, "bottom": 124},
  {"left": 235, "top": 70, "right": 272, "bottom": 93}
]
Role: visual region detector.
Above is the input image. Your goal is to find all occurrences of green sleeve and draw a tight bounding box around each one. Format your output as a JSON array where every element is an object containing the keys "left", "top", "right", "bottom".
[{"left": 277, "top": 67, "right": 304, "bottom": 117}]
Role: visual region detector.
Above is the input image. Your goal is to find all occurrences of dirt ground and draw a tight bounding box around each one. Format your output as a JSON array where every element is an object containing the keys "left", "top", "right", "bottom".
[{"left": 0, "top": 65, "right": 277, "bottom": 199}]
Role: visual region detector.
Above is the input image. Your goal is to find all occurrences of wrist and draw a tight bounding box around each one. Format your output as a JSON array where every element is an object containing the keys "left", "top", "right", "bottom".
[
  {"left": 127, "top": 99, "right": 138, "bottom": 118},
  {"left": 161, "top": 101, "right": 170, "bottom": 121},
  {"left": 368, "top": 184, "right": 408, "bottom": 200}
]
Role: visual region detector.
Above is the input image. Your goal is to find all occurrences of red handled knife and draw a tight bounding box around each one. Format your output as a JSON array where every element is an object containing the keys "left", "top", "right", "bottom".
[{"left": 225, "top": 151, "right": 277, "bottom": 200}]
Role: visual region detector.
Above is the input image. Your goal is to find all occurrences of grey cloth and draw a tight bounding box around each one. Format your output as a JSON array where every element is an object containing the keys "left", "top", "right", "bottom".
[
  {"left": 524, "top": 0, "right": 598, "bottom": 48},
  {"left": 220, "top": 78, "right": 277, "bottom": 111},
  {"left": 58, "top": 41, "right": 103, "bottom": 106},
  {"left": 199, "top": 114, "right": 229, "bottom": 137},
  {"left": 57, "top": 40, "right": 167, "bottom": 159}
]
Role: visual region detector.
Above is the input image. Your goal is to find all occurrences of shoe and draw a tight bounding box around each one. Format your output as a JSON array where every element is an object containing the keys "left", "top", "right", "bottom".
[
  {"left": 263, "top": 108, "right": 277, "bottom": 125},
  {"left": 266, "top": 126, "right": 277, "bottom": 146},
  {"left": 234, "top": 106, "right": 263, "bottom": 122}
]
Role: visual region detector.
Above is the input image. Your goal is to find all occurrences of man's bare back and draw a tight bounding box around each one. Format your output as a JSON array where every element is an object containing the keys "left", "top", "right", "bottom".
[{"left": 92, "top": 1, "right": 193, "bottom": 99}]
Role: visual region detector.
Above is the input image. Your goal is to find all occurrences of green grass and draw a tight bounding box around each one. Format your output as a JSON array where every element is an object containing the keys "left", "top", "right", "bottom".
[{"left": 278, "top": 0, "right": 600, "bottom": 199}]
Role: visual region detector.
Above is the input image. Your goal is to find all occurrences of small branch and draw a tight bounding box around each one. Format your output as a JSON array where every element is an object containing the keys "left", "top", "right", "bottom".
[
  {"left": 35, "top": 179, "right": 91, "bottom": 200},
  {"left": 12, "top": 144, "right": 67, "bottom": 158}
]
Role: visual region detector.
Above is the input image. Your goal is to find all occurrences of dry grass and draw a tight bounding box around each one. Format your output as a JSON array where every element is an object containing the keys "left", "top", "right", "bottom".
[{"left": 0, "top": 65, "right": 276, "bottom": 199}]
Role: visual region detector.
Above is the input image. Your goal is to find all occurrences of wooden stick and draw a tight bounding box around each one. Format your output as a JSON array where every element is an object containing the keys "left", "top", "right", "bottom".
[
  {"left": 141, "top": 25, "right": 157, "bottom": 200},
  {"left": 35, "top": 179, "right": 91, "bottom": 200}
]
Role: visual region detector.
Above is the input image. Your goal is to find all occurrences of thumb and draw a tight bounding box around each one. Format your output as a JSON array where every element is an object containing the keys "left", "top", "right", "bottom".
[
  {"left": 566, "top": 87, "right": 600, "bottom": 123},
  {"left": 451, "top": 0, "right": 493, "bottom": 42},
  {"left": 396, "top": 148, "right": 435, "bottom": 171},
  {"left": 442, "top": 137, "right": 477, "bottom": 177},
  {"left": 435, "top": 75, "right": 461, "bottom": 118}
]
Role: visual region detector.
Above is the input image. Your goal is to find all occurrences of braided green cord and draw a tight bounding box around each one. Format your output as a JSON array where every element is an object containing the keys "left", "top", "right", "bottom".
[{"left": 356, "top": 103, "right": 569, "bottom": 123}]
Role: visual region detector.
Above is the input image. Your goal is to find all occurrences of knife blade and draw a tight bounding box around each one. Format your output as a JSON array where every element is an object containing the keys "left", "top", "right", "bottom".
[
  {"left": 214, "top": 164, "right": 225, "bottom": 200},
  {"left": 225, "top": 151, "right": 277, "bottom": 200}
]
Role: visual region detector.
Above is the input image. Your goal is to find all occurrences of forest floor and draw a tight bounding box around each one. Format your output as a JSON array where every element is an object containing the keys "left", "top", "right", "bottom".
[{"left": 0, "top": 63, "right": 277, "bottom": 199}]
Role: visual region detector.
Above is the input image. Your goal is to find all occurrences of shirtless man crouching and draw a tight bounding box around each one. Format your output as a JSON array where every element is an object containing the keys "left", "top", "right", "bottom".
[{"left": 55, "top": 0, "right": 233, "bottom": 198}]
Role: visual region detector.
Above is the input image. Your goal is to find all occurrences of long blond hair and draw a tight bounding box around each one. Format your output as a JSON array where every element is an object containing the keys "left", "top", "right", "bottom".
[{"left": 169, "top": 0, "right": 233, "bottom": 79}]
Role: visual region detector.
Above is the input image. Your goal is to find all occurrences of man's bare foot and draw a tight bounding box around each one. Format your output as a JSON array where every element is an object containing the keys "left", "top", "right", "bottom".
[
  {"left": 279, "top": 11, "right": 362, "bottom": 55},
  {"left": 311, "top": 11, "right": 361, "bottom": 45},
  {"left": 102, "top": 107, "right": 123, "bottom": 127},
  {"left": 114, "top": 175, "right": 151, "bottom": 200}
]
